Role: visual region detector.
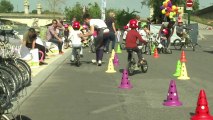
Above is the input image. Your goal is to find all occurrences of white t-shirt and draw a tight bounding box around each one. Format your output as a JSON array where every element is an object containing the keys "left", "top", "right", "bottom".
[
  {"left": 90, "top": 19, "right": 107, "bottom": 29},
  {"left": 138, "top": 29, "right": 148, "bottom": 41},
  {"left": 69, "top": 30, "right": 82, "bottom": 47},
  {"left": 123, "top": 31, "right": 128, "bottom": 39}
]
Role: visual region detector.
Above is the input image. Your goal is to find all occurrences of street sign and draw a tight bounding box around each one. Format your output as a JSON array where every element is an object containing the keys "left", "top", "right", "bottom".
[{"left": 186, "top": 0, "right": 193, "bottom": 10}]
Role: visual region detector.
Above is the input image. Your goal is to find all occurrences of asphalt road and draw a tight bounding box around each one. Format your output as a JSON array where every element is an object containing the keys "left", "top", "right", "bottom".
[{"left": 10, "top": 33, "right": 213, "bottom": 120}]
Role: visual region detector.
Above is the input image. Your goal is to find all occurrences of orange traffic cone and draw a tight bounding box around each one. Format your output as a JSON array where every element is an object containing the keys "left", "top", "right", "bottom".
[
  {"left": 191, "top": 89, "right": 213, "bottom": 120},
  {"left": 180, "top": 50, "right": 187, "bottom": 62},
  {"left": 177, "top": 62, "right": 190, "bottom": 80},
  {"left": 153, "top": 48, "right": 159, "bottom": 58}
]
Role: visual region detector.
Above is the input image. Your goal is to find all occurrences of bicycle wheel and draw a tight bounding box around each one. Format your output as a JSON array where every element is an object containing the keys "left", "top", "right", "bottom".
[
  {"left": 173, "top": 39, "right": 182, "bottom": 50},
  {"left": 127, "top": 58, "right": 135, "bottom": 76},
  {"left": 75, "top": 54, "right": 81, "bottom": 67},
  {"left": 90, "top": 44, "right": 96, "bottom": 53},
  {"left": 120, "top": 43, "right": 126, "bottom": 50},
  {"left": 146, "top": 42, "right": 152, "bottom": 55},
  {"left": 1, "top": 114, "right": 10, "bottom": 120},
  {"left": 141, "top": 60, "right": 148, "bottom": 73}
]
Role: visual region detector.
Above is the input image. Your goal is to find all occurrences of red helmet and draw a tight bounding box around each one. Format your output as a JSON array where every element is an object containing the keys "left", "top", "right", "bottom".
[
  {"left": 123, "top": 25, "right": 128, "bottom": 30},
  {"left": 72, "top": 21, "right": 80, "bottom": 29},
  {"left": 129, "top": 19, "right": 138, "bottom": 29},
  {"left": 162, "top": 28, "right": 169, "bottom": 35}
]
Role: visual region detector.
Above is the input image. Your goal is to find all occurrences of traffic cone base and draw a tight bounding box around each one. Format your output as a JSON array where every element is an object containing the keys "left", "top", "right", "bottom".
[
  {"left": 163, "top": 100, "right": 182, "bottom": 106},
  {"left": 106, "top": 58, "right": 116, "bottom": 73},
  {"left": 177, "top": 62, "right": 190, "bottom": 80},
  {"left": 163, "top": 80, "right": 182, "bottom": 107},
  {"left": 191, "top": 115, "right": 213, "bottom": 120}
]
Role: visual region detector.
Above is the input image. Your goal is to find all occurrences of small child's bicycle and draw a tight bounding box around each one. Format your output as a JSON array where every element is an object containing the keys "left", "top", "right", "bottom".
[
  {"left": 127, "top": 46, "right": 148, "bottom": 76},
  {"left": 71, "top": 47, "right": 81, "bottom": 67}
]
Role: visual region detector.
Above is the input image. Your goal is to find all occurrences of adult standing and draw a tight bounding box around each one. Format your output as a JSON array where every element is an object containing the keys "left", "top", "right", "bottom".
[
  {"left": 79, "top": 13, "right": 109, "bottom": 66},
  {"left": 46, "top": 19, "right": 64, "bottom": 54},
  {"left": 105, "top": 12, "right": 116, "bottom": 53}
]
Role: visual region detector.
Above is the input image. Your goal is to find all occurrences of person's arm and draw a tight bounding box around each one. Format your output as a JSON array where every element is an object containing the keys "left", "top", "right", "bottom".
[
  {"left": 50, "top": 28, "right": 62, "bottom": 42},
  {"left": 32, "top": 40, "right": 36, "bottom": 49},
  {"left": 157, "top": 25, "right": 163, "bottom": 39},
  {"left": 112, "top": 22, "right": 116, "bottom": 34},
  {"left": 79, "top": 25, "right": 94, "bottom": 37}
]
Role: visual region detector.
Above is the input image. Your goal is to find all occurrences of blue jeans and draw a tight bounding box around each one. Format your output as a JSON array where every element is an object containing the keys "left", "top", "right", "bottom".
[{"left": 49, "top": 38, "right": 63, "bottom": 52}]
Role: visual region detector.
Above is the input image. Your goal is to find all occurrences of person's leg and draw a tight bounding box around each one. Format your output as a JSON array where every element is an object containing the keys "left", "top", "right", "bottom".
[
  {"left": 35, "top": 43, "right": 46, "bottom": 60},
  {"left": 49, "top": 38, "right": 63, "bottom": 53},
  {"left": 72, "top": 47, "right": 77, "bottom": 61},
  {"left": 133, "top": 47, "right": 143, "bottom": 64},
  {"left": 126, "top": 49, "right": 132, "bottom": 62},
  {"left": 111, "top": 32, "right": 116, "bottom": 50}
]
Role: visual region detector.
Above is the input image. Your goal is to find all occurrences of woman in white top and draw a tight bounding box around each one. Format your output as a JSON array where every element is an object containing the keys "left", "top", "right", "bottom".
[{"left": 79, "top": 13, "right": 109, "bottom": 66}]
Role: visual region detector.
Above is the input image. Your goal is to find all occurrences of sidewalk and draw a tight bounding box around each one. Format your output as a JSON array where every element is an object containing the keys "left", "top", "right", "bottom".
[{"left": 11, "top": 48, "right": 72, "bottom": 112}]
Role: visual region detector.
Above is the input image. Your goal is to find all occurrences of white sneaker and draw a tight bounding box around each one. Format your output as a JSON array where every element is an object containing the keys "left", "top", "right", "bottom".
[
  {"left": 91, "top": 59, "right": 97, "bottom": 63},
  {"left": 98, "top": 60, "right": 102, "bottom": 66}
]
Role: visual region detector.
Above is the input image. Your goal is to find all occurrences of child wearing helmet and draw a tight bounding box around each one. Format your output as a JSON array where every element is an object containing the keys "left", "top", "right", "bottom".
[
  {"left": 126, "top": 19, "right": 147, "bottom": 65},
  {"left": 157, "top": 21, "right": 175, "bottom": 52},
  {"left": 68, "top": 21, "right": 84, "bottom": 62}
]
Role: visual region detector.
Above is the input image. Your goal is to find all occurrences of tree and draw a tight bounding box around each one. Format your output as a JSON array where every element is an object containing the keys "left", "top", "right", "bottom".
[
  {"left": 87, "top": 2, "right": 101, "bottom": 19},
  {"left": 64, "top": 2, "right": 84, "bottom": 23},
  {"left": 116, "top": 8, "right": 140, "bottom": 28},
  {"left": 45, "top": 0, "right": 67, "bottom": 15},
  {"left": 0, "top": 0, "right": 14, "bottom": 13}
]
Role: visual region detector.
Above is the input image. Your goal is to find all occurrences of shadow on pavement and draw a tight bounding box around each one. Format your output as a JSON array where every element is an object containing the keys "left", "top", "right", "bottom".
[
  {"left": 12, "top": 115, "right": 32, "bottom": 120},
  {"left": 203, "top": 50, "right": 213, "bottom": 54}
]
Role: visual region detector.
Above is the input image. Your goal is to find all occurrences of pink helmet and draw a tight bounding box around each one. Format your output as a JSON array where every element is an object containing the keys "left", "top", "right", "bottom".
[
  {"left": 162, "top": 28, "right": 169, "bottom": 35},
  {"left": 64, "top": 24, "right": 68, "bottom": 28},
  {"left": 123, "top": 25, "right": 128, "bottom": 30},
  {"left": 129, "top": 19, "right": 138, "bottom": 29},
  {"left": 82, "top": 24, "right": 88, "bottom": 29},
  {"left": 72, "top": 21, "right": 80, "bottom": 29}
]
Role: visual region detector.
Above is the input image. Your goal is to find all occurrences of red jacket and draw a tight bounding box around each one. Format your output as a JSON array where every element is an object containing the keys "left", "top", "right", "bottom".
[{"left": 126, "top": 29, "right": 146, "bottom": 48}]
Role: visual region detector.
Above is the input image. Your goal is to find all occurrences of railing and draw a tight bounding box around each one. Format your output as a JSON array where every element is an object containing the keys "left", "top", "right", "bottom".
[{"left": 0, "top": 13, "right": 64, "bottom": 19}]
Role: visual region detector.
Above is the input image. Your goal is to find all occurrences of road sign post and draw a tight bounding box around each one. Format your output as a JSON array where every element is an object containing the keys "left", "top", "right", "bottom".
[{"left": 186, "top": 0, "right": 193, "bottom": 24}]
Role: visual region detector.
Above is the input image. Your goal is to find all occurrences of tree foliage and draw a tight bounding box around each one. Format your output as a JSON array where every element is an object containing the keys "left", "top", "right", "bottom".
[
  {"left": 141, "top": 0, "right": 200, "bottom": 23},
  {"left": 64, "top": 2, "right": 140, "bottom": 28},
  {"left": 45, "top": 0, "right": 67, "bottom": 14},
  {"left": 0, "top": 0, "right": 14, "bottom": 13}
]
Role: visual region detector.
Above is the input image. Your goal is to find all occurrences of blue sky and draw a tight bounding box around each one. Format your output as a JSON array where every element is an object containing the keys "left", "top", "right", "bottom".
[{"left": 11, "top": 0, "right": 213, "bottom": 18}]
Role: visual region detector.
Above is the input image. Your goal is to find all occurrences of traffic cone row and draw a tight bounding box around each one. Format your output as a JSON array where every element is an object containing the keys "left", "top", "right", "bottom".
[{"left": 173, "top": 50, "right": 190, "bottom": 80}]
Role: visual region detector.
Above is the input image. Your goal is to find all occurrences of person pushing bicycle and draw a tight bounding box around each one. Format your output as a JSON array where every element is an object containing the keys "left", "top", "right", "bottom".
[{"left": 126, "top": 19, "right": 147, "bottom": 65}]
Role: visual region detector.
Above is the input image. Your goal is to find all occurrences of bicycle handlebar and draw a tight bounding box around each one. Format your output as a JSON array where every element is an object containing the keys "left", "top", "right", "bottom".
[{"left": 0, "top": 29, "right": 15, "bottom": 36}]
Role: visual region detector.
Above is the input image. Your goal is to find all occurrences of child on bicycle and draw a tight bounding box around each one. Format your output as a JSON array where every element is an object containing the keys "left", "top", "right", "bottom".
[
  {"left": 126, "top": 19, "right": 147, "bottom": 65},
  {"left": 176, "top": 20, "right": 192, "bottom": 44},
  {"left": 69, "top": 21, "right": 84, "bottom": 62}
]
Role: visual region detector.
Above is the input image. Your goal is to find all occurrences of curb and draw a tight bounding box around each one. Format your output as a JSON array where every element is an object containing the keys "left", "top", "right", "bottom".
[{"left": 11, "top": 48, "right": 71, "bottom": 112}]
